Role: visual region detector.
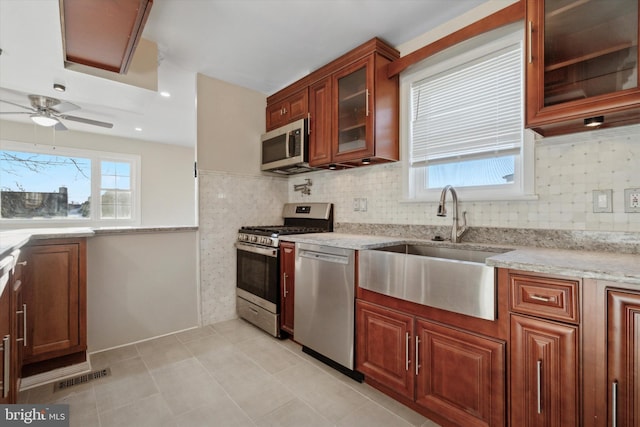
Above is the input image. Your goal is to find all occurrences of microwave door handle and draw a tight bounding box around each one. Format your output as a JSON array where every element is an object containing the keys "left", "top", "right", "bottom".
[{"left": 288, "top": 131, "right": 296, "bottom": 158}]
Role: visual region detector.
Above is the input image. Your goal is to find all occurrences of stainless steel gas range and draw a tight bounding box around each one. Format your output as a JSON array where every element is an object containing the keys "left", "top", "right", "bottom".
[{"left": 235, "top": 203, "right": 333, "bottom": 337}]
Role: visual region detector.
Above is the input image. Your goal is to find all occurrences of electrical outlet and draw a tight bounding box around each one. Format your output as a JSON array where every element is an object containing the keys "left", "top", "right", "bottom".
[
  {"left": 624, "top": 188, "right": 640, "bottom": 213},
  {"left": 359, "top": 198, "right": 368, "bottom": 212},
  {"left": 353, "top": 198, "right": 360, "bottom": 211},
  {"left": 592, "top": 189, "right": 612, "bottom": 213}
]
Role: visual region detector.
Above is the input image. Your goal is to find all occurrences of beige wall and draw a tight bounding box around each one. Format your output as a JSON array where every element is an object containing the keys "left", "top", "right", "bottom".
[
  {"left": 196, "top": 74, "right": 266, "bottom": 174},
  {"left": 0, "top": 120, "right": 196, "bottom": 227},
  {"left": 87, "top": 231, "right": 199, "bottom": 352}
]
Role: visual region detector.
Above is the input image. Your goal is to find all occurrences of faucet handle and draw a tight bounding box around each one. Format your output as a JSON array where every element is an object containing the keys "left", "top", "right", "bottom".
[{"left": 461, "top": 211, "right": 467, "bottom": 227}]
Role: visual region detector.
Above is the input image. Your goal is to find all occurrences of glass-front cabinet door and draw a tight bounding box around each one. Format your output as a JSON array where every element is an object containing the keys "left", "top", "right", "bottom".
[
  {"left": 526, "top": 0, "right": 640, "bottom": 134},
  {"left": 332, "top": 56, "right": 375, "bottom": 163}
]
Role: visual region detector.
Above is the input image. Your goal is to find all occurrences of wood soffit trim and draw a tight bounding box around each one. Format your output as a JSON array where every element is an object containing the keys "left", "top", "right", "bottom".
[
  {"left": 60, "top": 0, "right": 154, "bottom": 74},
  {"left": 386, "top": 0, "right": 525, "bottom": 78}
]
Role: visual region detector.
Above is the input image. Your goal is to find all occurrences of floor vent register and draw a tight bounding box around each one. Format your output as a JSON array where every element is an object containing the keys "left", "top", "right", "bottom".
[{"left": 53, "top": 368, "right": 111, "bottom": 392}]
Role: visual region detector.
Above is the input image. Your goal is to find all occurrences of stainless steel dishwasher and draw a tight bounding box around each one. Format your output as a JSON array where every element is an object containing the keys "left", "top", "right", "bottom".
[{"left": 295, "top": 243, "right": 360, "bottom": 378}]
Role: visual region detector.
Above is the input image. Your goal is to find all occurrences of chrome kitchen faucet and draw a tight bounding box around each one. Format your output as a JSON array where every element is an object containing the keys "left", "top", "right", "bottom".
[{"left": 437, "top": 185, "right": 468, "bottom": 243}]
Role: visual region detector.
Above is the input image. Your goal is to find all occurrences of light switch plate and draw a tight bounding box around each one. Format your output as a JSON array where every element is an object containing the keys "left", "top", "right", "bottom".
[
  {"left": 592, "top": 189, "right": 613, "bottom": 213},
  {"left": 624, "top": 188, "right": 640, "bottom": 213},
  {"left": 353, "top": 198, "right": 360, "bottom": 211}
]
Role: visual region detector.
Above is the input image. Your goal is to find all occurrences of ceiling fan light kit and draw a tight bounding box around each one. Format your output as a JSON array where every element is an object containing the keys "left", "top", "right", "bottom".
[
  {"left": 0, "top": 92, "right": 114, "bottom": 130},
  {"left": 30, "top": 113, "right": 59, "bottom": 127}
]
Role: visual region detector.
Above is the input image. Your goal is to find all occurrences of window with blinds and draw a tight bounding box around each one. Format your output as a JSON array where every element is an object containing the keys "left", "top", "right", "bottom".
[
  {"left": 401, "top": 23, "right": 534, "bottom": 201},
  {"left": 410, "top": 43, "right": 522, "bottom": 167}
]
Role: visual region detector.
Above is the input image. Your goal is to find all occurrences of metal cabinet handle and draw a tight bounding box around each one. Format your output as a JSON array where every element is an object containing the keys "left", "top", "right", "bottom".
[
  {"left": 1, "top": 335, "right": 9, "bottom": 398},
  {"left": 415, "top": 335, "right": 420, "bottom": 376},
  {"left": 405, "top": 332, "right": 410, "bottom": 371},
  {"left": 612, "top": 380, "right": 618, "bottom": 427},
  {"left": 307, "top": 113, "right": 311, "bottom": 134},
  {"left": 530, "top": 294, "right": 555, "bottom": 303},
  {"left": 528, "top": 21, "right": 533, "bottom": 64},
  {"left": 17, "top": 261, "right": 27, "bottom": 267},
  {"left": 16, "top": 303, "right": 27, "bottom": 347},
  {"left": 249, "top": 307, "right": 259, "bottom": 316},
  {"left": 283, "top": 273, "right": 289, "bottom": 297},
  {"left": 537, "top": 360, "right": 543, "bottom": 414},
  {"left": 365, "top": 89, "right": 370, "bottom": 117}
]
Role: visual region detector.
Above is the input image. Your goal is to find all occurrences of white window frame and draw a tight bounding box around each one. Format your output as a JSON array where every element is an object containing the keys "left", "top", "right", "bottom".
[
  {"left": 401, "top": 23, "right": 537, "bottom": 202},
  {"left": 0, "top": 140, "right": 141, "bottom": 227}
]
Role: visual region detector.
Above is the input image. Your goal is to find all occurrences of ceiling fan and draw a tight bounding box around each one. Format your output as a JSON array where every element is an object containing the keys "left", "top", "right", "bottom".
[{"left": 0, "top": 94, "right": 113, "bottom": 130}]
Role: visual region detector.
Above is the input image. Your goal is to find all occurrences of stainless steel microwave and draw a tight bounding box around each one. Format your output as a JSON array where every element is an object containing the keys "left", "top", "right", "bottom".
[{"left": 261, "top": 118, "right": 315, "bottom": 175}]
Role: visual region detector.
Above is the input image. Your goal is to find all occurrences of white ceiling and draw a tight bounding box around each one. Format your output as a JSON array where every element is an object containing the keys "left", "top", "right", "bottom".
[{"left": 0, "top": 0, "right": 487, "bottom": 148}]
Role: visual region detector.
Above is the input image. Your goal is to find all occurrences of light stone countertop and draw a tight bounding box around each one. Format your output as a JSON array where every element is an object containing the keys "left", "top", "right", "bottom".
[
  {"left": 0, "top": 227, "right": 95, "bottom": 257},
  {"left": 486, "top": 247, "right": 640, "bottom": 285},
  {"left": 0, "top": 226, "right": 197, "bottom": 258},
  {"left": 282, "top": 232, "right": 640, "bottom": 285}
]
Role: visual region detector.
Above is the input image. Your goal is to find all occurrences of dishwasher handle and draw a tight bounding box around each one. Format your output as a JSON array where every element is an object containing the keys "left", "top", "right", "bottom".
[{"left": 298, "top": 249, "right": 349, "bottom": 265}]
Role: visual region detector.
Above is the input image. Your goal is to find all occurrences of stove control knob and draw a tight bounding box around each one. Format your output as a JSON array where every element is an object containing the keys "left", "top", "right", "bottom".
[{"left": 250, "top": 235, "right": 258, "bottom": 243}]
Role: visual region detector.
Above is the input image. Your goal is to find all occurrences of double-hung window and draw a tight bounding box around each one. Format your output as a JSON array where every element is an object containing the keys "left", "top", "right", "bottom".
[
  {"left": 0, "top": 140, "right": 140, "bottom": 226},
  {"left": 402, "top": 23, "right": 535, "bottom": 201}
]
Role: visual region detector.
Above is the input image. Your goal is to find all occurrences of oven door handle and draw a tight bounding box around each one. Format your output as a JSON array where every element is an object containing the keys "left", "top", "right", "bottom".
[{"left": 235, "top": 242, "right": 278, "bottom": 257}]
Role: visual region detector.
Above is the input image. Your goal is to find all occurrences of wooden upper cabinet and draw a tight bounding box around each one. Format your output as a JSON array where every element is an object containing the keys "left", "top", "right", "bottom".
[
  {"left": 329, "top": 49, "right": 399, "bottom": 167},
  {"left": 308, "top": 77, "right": 333, "bottom": 167},
  {"left": 267, "top": 37, "right": 399, "bottom": 169},
  {"left": 266, "top": 89, "right": 308, "bottom": 131},
  {"left": 525, "top": 0, "right": 640, "bottom": 136}
]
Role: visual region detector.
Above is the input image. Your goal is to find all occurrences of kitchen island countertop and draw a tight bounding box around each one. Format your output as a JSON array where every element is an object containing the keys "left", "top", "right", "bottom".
[
  {"left": 0, "top": 227, "right": 95, "bottom": 258},
  {"left": 281, "top": 232, "right": 640, "bottom": 285}
]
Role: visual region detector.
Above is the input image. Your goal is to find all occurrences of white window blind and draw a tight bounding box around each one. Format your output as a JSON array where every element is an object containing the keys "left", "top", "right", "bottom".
[{"left": 410, "top": 42, "right": 523, "bottom": 166}]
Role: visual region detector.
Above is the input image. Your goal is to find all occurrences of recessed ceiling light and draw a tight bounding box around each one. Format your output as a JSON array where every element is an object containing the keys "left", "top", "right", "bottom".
[
  {"left": 135, "top": 127, "right": 143, "bottom": 132},
  {"left": 159, "top": 91, "right": 171, "bottom": 98}
]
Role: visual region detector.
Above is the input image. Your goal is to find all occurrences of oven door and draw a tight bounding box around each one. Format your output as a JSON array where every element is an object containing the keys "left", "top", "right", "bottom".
[{"left": 235, "top": 242, "right": 279, "bottom": 313}]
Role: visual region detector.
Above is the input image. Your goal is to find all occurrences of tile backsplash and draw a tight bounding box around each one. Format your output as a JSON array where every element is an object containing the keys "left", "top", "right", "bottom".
[
  {"left": 199, "top": 125, "right": 639, "bottom": 325},
  {"left": 198, "top": 171, "right": 287, "bottom": 324},
  {"left": 289, "top": 125, "right": 640, "bottom": 232}
]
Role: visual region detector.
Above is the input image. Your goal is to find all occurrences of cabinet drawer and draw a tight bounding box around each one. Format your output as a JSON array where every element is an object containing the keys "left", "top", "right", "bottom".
[{"left": 510, "top": 274, "right": 579, "bottom": 323}]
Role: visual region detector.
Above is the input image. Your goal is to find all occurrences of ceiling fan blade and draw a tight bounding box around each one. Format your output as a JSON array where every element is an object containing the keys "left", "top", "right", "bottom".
[
  {"left": 59, "top": 114, "right": 113, "bottom": 128},
  {"left": 0, "top": 98, "right": 35, "bottom": 112},
  {"left": 54, "top": 120, "right": 68, "bottom": 131},
  {"left": 50, "top": 101, "right": 80, "bottom": 114},
  {"left": 0, "top": 111, "right": 32, "bottom": 115}
]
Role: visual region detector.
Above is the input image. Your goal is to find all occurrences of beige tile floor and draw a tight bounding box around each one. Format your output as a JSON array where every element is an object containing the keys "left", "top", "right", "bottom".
[{"left": 20, "top": 319, "right": 441, "bottom": 427}]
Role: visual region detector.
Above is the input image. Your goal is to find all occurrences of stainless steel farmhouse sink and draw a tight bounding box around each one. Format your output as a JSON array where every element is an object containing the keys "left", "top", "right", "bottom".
[{"left": 358, "top": 244, "right": 506, "bottom": 320}]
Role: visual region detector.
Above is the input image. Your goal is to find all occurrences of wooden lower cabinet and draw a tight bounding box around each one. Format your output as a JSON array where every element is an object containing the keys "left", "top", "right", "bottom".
[
  {"left": 279, "top": 242, "right": 295, "bottom": 335},
  {"left": 0, "top": 274, "right": 10, "bottom": 404},
  {"left": 22, "top": 239, "right": 86, "bottom": 367},
  {"left": 356, "top": 300, "right": 505, "bottom": 427},
  {"left": 607, "top": 290, "right": 640, "bottom": 426},
  {"left": 356, "top": 300, "right": 414, "bottom": 399},
  {"left": 510, "top": 314, "right": 579, "bottom": 427},
  {"left": 0, "top": 251, "right": 25, "bottom": 404},
  {"left": 416, "top": 319, "right": 505, "bottom": 427}
]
